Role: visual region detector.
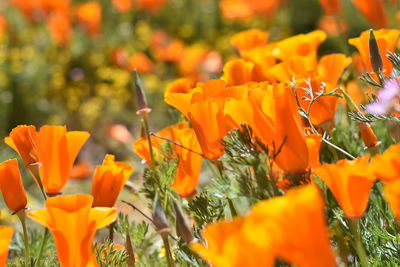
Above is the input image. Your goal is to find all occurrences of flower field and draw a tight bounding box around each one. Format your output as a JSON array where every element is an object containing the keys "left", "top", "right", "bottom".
[{"left": 0, "top": 0, "right": 400, "bottom": 266}]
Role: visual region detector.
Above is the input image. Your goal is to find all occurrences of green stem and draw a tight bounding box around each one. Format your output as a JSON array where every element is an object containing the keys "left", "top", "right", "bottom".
[
  {"left": 161, "top": 234, "right": 174, "bottom": 267},
  {"left": 109, "top": 222, "right": 115, "bottom": 242},
  {"left": 141, "top": 113, "right": 155, "bottom": 169},
  {"left": 36, "top": 228, "right": 49, "bottom": 265},
  {"left": 17, "top": 210, "right": 30, "bottom": 267},
  {"left": 349, "top": 218, "right": 369, "bottom": 267}
]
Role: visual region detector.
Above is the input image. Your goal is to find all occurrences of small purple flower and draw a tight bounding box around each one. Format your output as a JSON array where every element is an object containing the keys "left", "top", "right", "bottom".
[{"left": 366, "top": 79, "right": 400, "bottom": 115}]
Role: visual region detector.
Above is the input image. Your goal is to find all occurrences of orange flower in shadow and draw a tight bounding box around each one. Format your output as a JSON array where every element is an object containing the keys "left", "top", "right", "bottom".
[
  {"left": 92, "top": 154, "right": 133, "bottom": 207},
  {"left": 191, "top": 217, "right": 275, "bottom": 267},
  {"left": 28, "top": 194, "right": 117, "bottom": 267},
  {"left": 349, "top": 29, "right": 400, "bottom": 76},
  {"left": 5, "top": 125, "right": 38, "bottom": 166},
  {"left": 314, "top": 155, "right": 375, "bottom": 218},
  {"left": 0, "top": 226, "right": 14, "bottom": 267},
  {"left": 76, "top": 2, "right": 101, "bottom": 36},
  {"left": 352, "top": 0, "right": 388, "bottom": 28},
  {"left": 133, "top": 122, "right": 203, "bottom": 197},
  {"left": 192, "top": 185, "right": 335, "bottom": 267},
  {"left": 370, "top": 143, "right": 400, "bottom": 182},
  {"left": 244, "top": 184, "right": 336, "bottom": 267},
  {"left": 383, "top": 179, "right": 400, "bottom": 223},
  {"left": 36, "top": 126, "right": 90, "bottom": 194},
  {"left": 0, "top": 159, "right": 27, "bottom": 213}
]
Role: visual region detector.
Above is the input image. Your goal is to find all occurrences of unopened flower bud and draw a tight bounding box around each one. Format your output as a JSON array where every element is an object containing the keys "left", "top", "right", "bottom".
[
  {"left": 133, "top": 71, "right": 151, "bottom": 115},
  {"left": 358, "top": 122, "right": 379, "bottom": 149},
  {"left": 369, "top": 29, "right": 383, "bottom": 74},
  {"left": 173, "top": 201, "right": 194, "bottom": 245},
  {"left": 152, "top": 194, "right": 170, "bottom": 234}
]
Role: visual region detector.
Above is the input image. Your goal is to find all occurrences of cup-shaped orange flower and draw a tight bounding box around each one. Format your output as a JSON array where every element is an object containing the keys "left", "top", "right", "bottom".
[
  {"left": 0, "top": 159, "right": 27, "bottom": 213},
  {"left": 352, "top": 0, "right": 388, "bottom": 29},
  {"left": 4, "top": 125, "right": 38, "bottom": 166},
  {"left": 91, "top": 154, "right": 134, "bottom": 207},
  {"left": 314, "top": 155, "right": 375, "bottom": 218},
  {"left": 28, "top": 194, "right": 117, "bottom": 267},
  {"left": 0, "top": 226, "right": 14, "bottom": 267},
  {"left": 349, "top": 29, "right": 400, "bottom": 76},
  {"left": 36, "top": 126, "right": 90, "bottom": 194}
]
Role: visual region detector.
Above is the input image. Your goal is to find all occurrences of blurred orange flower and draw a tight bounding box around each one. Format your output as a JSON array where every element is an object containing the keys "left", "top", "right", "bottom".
[
  {"left": 220, "top": 0, "right": 280, "bottom": 21},
  {"left": 349, "top": 29, "right": 400, "bottom": 76},
  {"left": 76, "top": 2, "right": 101, "bottom": 36},
  {"left": 314, "top": 155, "right": 375, "bottom": 218},
  {"left": 192, "top": 185, "right": 336, "bottom": 267},
  {"left": 318, "top": 15, "right": 347, "bottom": 36},
  {"left": 92, "top": 154, "right": 133, "bottom": 207},
  {"left": 230, "top": 29, "right": 269, "bottom": 51},
  {"left": 0, "top": 15, "right": 7, "bottom": 37},
  {"left": 150, "top": 31, "right": 184, "bottom": 62},
  {"left": 129, "top": 53, "right": 154, "bottom": 74},
  {"left": 318, "top": 0, "right": 341, "bottom": 14},
  {"left": 28, "top": 194, "right": 117, "bottom": 267},
  {"left": 36, "top": 126, "right": 90, "bottom": 194},
  {"left": 112, "top": 0, "right": 133, "bottom": 12},
  {"left": 370, "top": 143, "right": 400, "bottom": 182},
  {"left": 352, "top": 0, "right": 388, "bottom": 28},
  {"left": 138, "top": 0, "right": 168, "bottom": 13},
  {"left": 0, "top": 226, "right": 14, "bottom": 267},
  {"left": 107, "top": 123, "right": 133, "bottom": 144},
  {"left": 0, "top": 159, "right": 27, "bottom": 213},
  {"left": 383, "top": 179, "right": 400, "bottom": 222},
  {"left": 70, "top": 160, "right": 93, "bottom": 180},
  {"left": 48, "top": 11, "right": 71, "bottom": 46}
]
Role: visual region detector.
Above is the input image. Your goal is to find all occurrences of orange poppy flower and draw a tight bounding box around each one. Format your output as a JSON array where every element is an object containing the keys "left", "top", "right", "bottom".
[
  {"left": 129, "top": 53, "right": 154, "bottom": 74},
  {"left": 348, "top": 29, "right": 400, "bottom": 76},
  {"left": 244, "top": 184, "right": 336, "bottom": 267},
  {"left": 225, "top": 82, "right": 321, "bottom": 174},
  {"left": 318, "top": 0, "right": 341, "bottom": 14},
  {"left": 314, "top": 155, "right": 375, "bottom": 218},
  {"left": 36, "top": 126, "right": 90, "bottom": 194},
  {"left": 178, "top": 45, "right": 209, "bottom": 79},
  {"left": 112, "top": 0, "right": 133, "bottom": 12},
  {"left": 0, "top": 159, "right": 27, "bottom": 213},
  {"left": 48, "top": 11, "right": 71, "bottom": 46},
  {"left": 4, "top": 125, "right": 38, "bottom": 166},
  {"left": 383, "top": 179, "right": 400, "bottom": 222},
  {"left": 369, "top": 143, "right": 400, "bottom": 182},
  {"left": 191, "top": 216, "right": 275, "bottom": 267},
  {"left": 92, "top": 154, "right": 133, "bottom": 207},
  {"left": 222, "top": 59, "right": 255, "bottom": 86},
  {"left": 0, "top": 226, "right": 14, "bottom": 267},
  {"left": 192, "top": 185, "right": 335, "bottom": 267},
  {"left": 352, "top": 0, "right": 388, "bottom": 29},
  {"left": 28, "top": 194, "right": 117, "bottom": 267},
  {"left": 133, "top": 122, "right": 203, "bottom": 197},
  {"left": 76, "top": 2, "right": 101, "bottom": 36},
  {"left": 230, "top": 29, "right": 269, "bottom": 51}
]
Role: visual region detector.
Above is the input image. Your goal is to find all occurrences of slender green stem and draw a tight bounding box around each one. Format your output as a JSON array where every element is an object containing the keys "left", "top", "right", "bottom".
[
  {"left": 349, "top": 218, "right": 369, "bottom": 267},
  {"left": 36, "top": 228, "right": 49, "bottom": 265},
  {"left": 17, "top": 210, "right": 30, "bottom": 267},
  {"left": 161, "top": 234, "right": 174, "bottom": 267},
  {"left": 109, "top": 222, "right": 115, "bottom": 242},
  {"left": 141, "top": 113, "right": 155, "bottom": 169}
]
